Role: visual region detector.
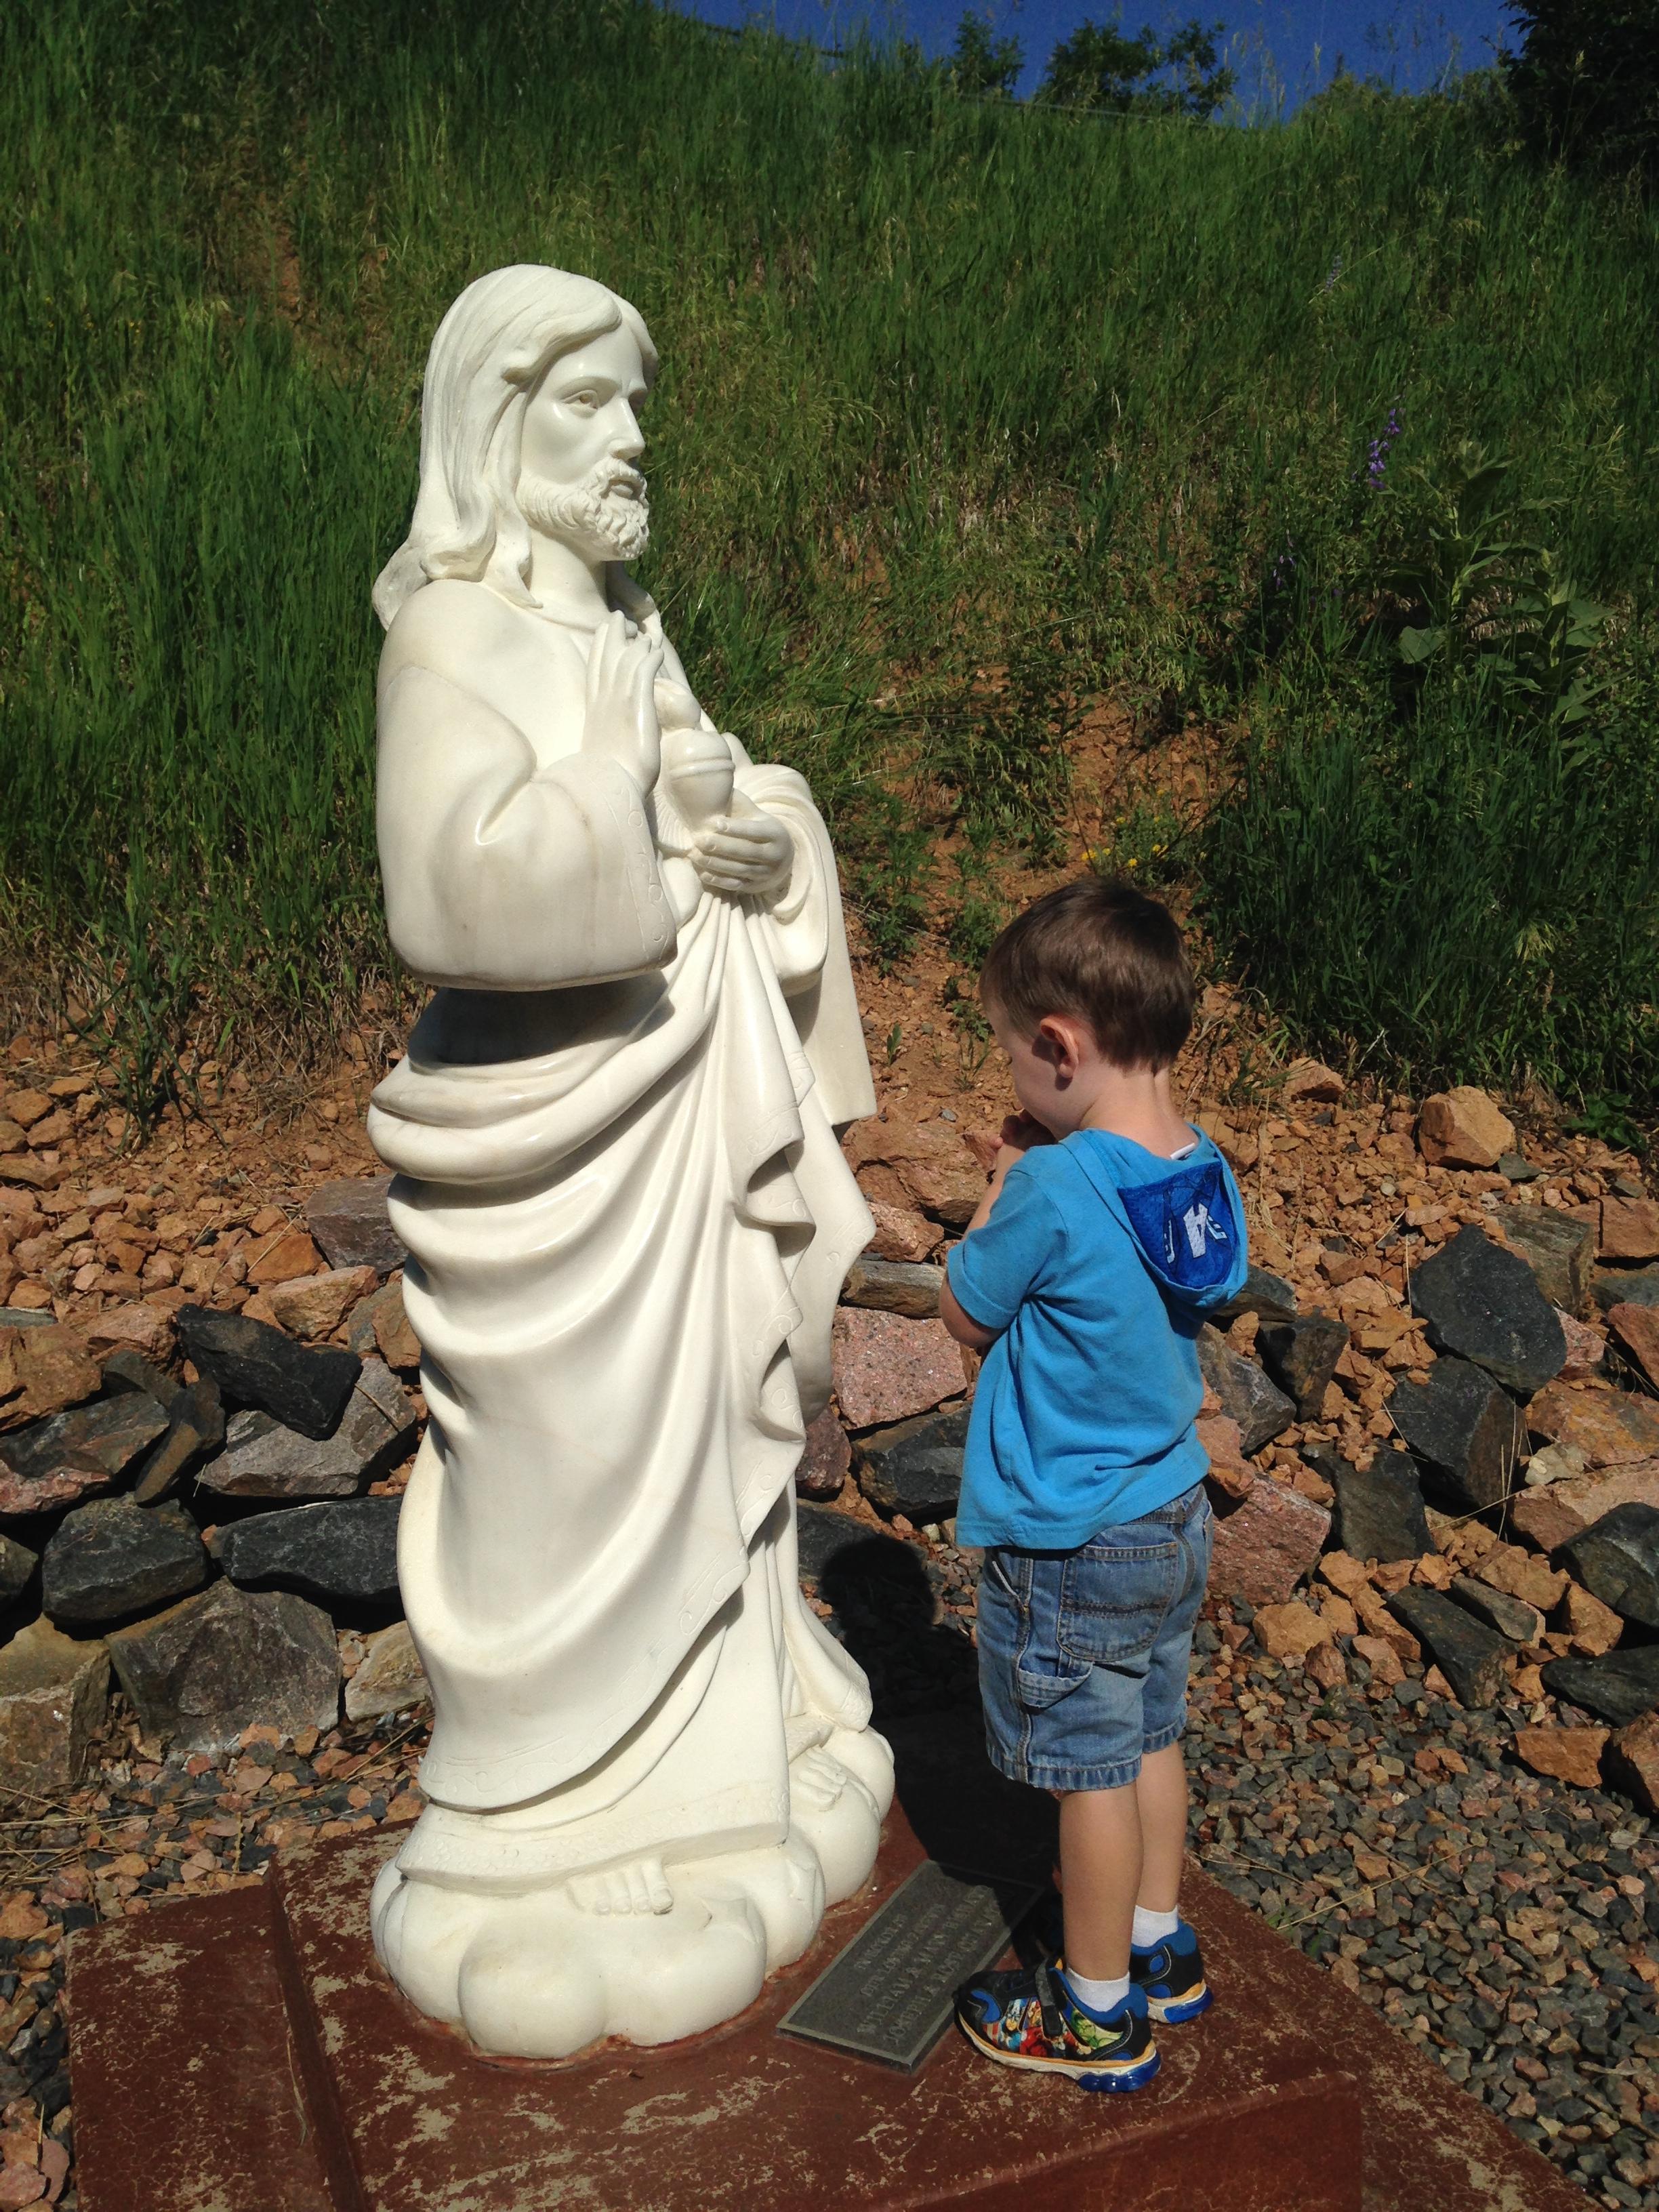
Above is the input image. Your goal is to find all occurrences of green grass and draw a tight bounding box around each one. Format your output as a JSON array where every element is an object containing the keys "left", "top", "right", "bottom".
[{"left": 2, "top": 0, "right": 1657, "bottom": 1113}]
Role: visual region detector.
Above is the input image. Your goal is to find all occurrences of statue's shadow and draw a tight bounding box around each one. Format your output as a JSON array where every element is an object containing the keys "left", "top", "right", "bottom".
[{"left": 798, "top": 1506, "right": 1057, "bottom": 1889}]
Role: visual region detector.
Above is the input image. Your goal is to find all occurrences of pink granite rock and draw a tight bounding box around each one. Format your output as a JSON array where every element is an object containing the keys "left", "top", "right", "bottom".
[
  {"left": 1208, "top": 1475, "right": 1331, "bottom": 1606},
  {"left": 1507, "top": 1459, "right": 1659, "bottom": 1553},
  {"left": 794, "top": 1404, "right": 851, "bottom": 1499},
  {"left": 831, "top": 1309, "right": 968, "bottom": 1431}
]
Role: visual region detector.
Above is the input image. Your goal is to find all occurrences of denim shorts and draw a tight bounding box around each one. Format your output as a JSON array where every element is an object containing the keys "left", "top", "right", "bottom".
[{"left": 976, "top": 1482, "right": 1212, "bottom": 1793}]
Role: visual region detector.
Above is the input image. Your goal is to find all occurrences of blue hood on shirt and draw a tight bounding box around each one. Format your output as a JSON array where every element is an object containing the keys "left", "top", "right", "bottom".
[{"left": 1063, "top": 1129, "right": 1248, "bottom": 1314}]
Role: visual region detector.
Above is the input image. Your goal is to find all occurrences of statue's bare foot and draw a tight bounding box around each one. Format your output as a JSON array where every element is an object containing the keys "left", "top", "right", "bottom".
[
  {"left": 785, "top": 1734, "right": 889, "bottom": 1906},
  {"left": 569, "top": 1856, "right": 673, "bottom": 1916},
  {"left": 371, "top": 1828, "right": 834, "bottom": 2060}
]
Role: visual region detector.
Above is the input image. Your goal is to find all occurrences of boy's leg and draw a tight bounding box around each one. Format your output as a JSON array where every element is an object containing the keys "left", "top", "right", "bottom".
[
  {"left": 1132, "top": 1740, "right": 1187, "bottom": 1916},
  {"left": 1057, "top": 1784, "right": 1140, "bottom": 1980}
]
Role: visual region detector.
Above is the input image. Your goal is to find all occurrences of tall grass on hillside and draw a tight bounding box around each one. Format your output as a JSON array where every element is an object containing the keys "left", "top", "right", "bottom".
[{"left": 2, "top": 0, "right": 1657, "bottom": 1113}]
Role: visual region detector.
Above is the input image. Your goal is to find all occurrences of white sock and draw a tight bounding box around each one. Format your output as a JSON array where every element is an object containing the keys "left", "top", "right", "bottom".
[
  {"left": 1061, "top": 1967, "right": 1130, "bottom": 2015},
  {"left": 1132, "top": 1905, "right": 1181, "bottom": 1948}
]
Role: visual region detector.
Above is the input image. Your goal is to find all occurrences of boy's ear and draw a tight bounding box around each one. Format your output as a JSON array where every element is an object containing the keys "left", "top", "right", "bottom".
[{"left": 1035, "top": 1015, "right": 1085, "bottom": 1076}]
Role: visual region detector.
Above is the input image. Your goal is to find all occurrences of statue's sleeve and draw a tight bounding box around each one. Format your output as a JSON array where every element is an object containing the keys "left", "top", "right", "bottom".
[
  {"left": 735, "top": 758, "right": 877, "bottom": 1128},
  {"left": 376, "top": 663, "right": 676, "bottom": 991}
]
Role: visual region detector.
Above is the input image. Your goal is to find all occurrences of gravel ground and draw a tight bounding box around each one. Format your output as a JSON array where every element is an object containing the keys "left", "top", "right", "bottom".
[
  {"left": 830, "top": 1533, "right": 1659, "bottom": 2212},
  {"left": 0, "top": 1708, "right": 426, "bottom": 2209},
  {"left": 0, "top": 1522, "right": 1647, "bottom": 2210}
]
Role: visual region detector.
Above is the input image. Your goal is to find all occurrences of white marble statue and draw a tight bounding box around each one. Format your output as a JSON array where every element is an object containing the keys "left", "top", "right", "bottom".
[{"left": 363, "top": 265, "right": 893, "bottom": 2058}]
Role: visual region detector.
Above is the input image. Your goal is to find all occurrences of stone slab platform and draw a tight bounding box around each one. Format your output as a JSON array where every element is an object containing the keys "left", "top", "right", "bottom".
[{"left": 65, "top": 1713, "right": 1589, "bottom": 2212}]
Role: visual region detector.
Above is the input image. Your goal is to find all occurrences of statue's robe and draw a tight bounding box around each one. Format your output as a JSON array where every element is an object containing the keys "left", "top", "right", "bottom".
[{"left": 366, "top": 576, "right": 878, "bottom": 1887}]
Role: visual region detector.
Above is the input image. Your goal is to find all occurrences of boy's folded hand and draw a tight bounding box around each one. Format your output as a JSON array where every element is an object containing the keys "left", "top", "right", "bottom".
[{"left": 995, "top": 1111, "right": 1055, "bottom": 1173}]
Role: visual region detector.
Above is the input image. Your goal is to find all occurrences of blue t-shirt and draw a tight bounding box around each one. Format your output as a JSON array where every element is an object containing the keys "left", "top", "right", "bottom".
[{"left": 945, "top": 1129, "right": 1249, "bottom": 1551}]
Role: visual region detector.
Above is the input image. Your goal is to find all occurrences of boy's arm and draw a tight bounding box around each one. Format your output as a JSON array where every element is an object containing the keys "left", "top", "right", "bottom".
[{"left": 939, "top": 1115, "right": 1055, "bottom": 1351}]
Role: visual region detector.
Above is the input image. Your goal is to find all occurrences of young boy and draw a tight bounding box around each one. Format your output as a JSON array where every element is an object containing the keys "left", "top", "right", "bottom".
[{"left": 940, "top": 876, "right": 1248, "bottom": 2091}]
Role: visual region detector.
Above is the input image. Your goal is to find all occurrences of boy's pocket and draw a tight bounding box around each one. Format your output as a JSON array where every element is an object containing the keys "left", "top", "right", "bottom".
[
  {"left": 1058, "top": 1539, "right": 1181, "bottom": 1664},
  {"left": 1015, "top": 1652, "right": 1093, "bottom": 1711}
]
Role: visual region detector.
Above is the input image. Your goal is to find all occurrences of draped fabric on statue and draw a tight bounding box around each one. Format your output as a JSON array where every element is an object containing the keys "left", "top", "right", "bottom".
[{"left": 368, "top": 735, "right": 876, "bottom": 1826}]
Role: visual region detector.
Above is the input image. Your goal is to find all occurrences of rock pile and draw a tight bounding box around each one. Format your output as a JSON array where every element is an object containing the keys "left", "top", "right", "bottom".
[
  {"left": 821, "top": 1082, "right": 1659, "bottom": 1834},
  {"left": 0, "top": 1175, "right": 428, "bottom": 1792}
]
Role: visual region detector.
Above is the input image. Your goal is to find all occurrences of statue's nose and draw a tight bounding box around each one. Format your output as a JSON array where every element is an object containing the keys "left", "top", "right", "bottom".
[{"left": 611, "top": 403, "right": 644, "bottom": 460}]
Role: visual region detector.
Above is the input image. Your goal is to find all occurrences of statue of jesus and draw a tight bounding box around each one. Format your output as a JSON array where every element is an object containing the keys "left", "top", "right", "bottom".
[{"left": 365, "top": 264, "right": 893, "bottom": 2058}]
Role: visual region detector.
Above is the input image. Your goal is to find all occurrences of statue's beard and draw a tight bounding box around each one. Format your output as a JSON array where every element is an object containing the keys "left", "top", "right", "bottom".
[{"left": 517, "top": 460, "right": 650, "bottom": 562}]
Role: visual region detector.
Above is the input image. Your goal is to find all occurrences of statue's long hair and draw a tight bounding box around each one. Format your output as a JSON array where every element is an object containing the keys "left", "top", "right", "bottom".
[{"left": 372, "top": 264, "right": 657, "bottom": 632}]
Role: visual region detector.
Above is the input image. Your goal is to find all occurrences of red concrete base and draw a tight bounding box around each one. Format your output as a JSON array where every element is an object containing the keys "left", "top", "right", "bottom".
[{"left": 66, "top": 1717, "right": 1588, "bottom": 2212}]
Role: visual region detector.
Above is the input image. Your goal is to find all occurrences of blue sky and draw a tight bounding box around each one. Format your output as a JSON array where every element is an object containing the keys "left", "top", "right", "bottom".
[{"left": 674, "top": 0, "right": 1517, "bottom": 109}]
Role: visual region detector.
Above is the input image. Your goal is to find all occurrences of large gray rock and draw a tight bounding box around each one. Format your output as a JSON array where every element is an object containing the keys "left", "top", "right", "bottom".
[
  {"left": 1196, "top": 1330, "right": 1296, "bottom": 1456},
  {"left": 855, "top": 1406, "right": 968, "bottom": 1521},
  {"left": 1311, "top": 1446, "right": 1433, "bottom": 1562},
  {"left": 0, "top": 1392, "right": 170, "bottom": 1515},
  {"left": 1541, "top": 1644, "right": 1659, "bottom": 1727},
  {"left": 213, "top": 1497, "right": 401, "bottom": 1607},
  {"left": 1388, "top": 1357, "right": 1520, "bottom": 1511},
  {"left": 1557, "top": 1504, "right": 1659, "bottom": 1632},
  {"left": 1494, "top": 1206, "right": 1595, "bottom": 1315},
  {"left": 303, "top": 1176, "right": 407, "bottom": 1277},
  {"left": 1448, "top": 1573, "right": 1542, "bottom": 1646},
  {"left": 176, "top": 1305, "right": 360, "bottom": 1441},
  {"left": 0, "top": 1536, "right": 36, "bottom": 1609},
  {"left": 131, "top": 1377, "right": 224, "bottom": 1505},
  {"left": 1211, "top": 1267, "right": 1297, "bottom": 1328},
  {"left": 42, "top": 1497, "right": 208, "bottom": 1626},
  {"left": 1386, "top": 1586, "right": 1513, "bottom": 1709},
  {"left": 1593, "top": 1263, "right": 1659, "bottom": 1313},
  {"left": 841, "top": 1255, "right": 943, "bottom": 1320},
  {"left": 197, "top": 1359, "right": 416, "bottom": 1500},
  {"left": 0, "top": 1620, "right": 108, "bottom": 1790},
  {"left": 1408, "top": 1225, "right": 1565, "bottom": 1395},
  {"left": 1256, "top": 1313, "right": 1348, "bottom": 1419},
  {"left": 105, "top": 1580, "right": 340, "bottom": 1753}
]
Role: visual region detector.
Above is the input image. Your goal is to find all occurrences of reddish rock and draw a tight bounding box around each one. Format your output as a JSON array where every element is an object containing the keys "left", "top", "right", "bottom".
[
  {"left": 1471, "top": 1543, "right": 1568, "bottom": 1613},
  {"left": 245, "top": 1229, "right": 323, "bottom": 1288},
  {"left": 1509, "top": 1460, "right": 1659, "bottom": 1552},
  {"left": 1513, "top": 1726, "right": 1607, "bottom": 1788},
  {"left": 1607, "top": 1302, "right": 1659, "bottom": 1389},
  {"left": 1603, "top": 1715, "right": 1659, "bottom": 1814},
  {"left": 1304, "top": 1639, "right": 1348, "bottom": 1689},
  {"left": 82, "top": 1302, "right": 176, "bottom": 1365},
  {"left": 1, "top": 1091, "right": 50, "bottom": 1130},
  {"left": 0, "top": 1323, "right": 100, "bottom": 1429},
  {"left": 795, "top": 1404, "right": 851, "bottom": 1500},
  {"left": 1252, "top": 1600, "right": 1331, "bottom": 1659},
  {"left": 265, "top": 1266, "right": 377, "bottom": 1343},
  {"left": 1196, "top": 1412, "right": 1252, "bottom": 1500},
  {"left": 1208, "top": 1475, "right": 1330, "bottom": 1606},
  {"left": 1316, "top": 1550, "right": 1372, "bottom": 1601},
  {"left": 830, "top": 1309, "right": 967, "bottom": 1430},
  {"left": 1283, "top": 1060, "right": 1345, "bottom": 1105},
  {"left": 1317, "top": 1590, "right": 1359, "bottom": 1638},
  {"left": 1557, "top": 1313, "right": 1606, "bottom": 1381},
  {"left": 1559, "top": 1580, "right": 1622, "bottom": 1657},
  {"left": 842, "top": 1116, "right": 987, "bottom": 1229},
  {"left": 1418, "top": 1088, "right": 1515, "bottom": 1170},
  {"left": 865, "top": 1203, "right": 942, "bottom": 1264},
  {"left": 1599, "top": 1195, "right": 1659, "bottom": 1263},
  {"left": 1352, "top": 1635, "right": 1404, "bottom": 1686},
  {"left": 1525, "top": 1380, "right": 1659, "bottom": 1469}
]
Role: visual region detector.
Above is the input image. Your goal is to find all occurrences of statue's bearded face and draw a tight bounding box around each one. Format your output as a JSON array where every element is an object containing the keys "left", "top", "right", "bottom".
[
  {"left": 516, "top": 323, "right": 651, "bottom": 564},
  {"left": 518, "top": 458, "right": 650, "bottom": 562}
]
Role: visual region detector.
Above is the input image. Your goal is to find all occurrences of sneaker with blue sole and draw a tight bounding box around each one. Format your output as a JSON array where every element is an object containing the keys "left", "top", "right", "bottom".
[
  {"left": 1029, "top": 1892, "right": 1214, "bottom": 2025},
  {"left": 1130, "top": 1920, "right": 1213, "bottom": 2024},
  {"left": 954, "top": 1959, "right": 1160, "bottom": 2090}
]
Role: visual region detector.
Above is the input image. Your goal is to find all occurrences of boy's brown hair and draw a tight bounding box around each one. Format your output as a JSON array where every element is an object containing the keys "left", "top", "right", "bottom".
[{"left": 980, "top": 877, "right": 1195, "bottom": 1072}]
